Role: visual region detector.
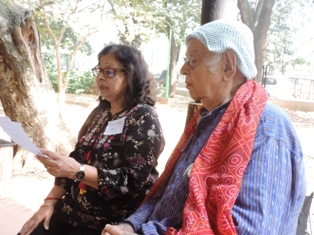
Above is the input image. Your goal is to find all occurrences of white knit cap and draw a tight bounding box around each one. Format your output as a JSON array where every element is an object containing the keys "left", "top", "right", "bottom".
[{"left": 186, "top": 19, "right": 256, "bottom": 79}]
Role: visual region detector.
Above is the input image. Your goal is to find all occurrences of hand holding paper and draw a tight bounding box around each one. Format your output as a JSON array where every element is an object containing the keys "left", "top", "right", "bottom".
[{"left": 0, "top": 116, "right": 45, "bottom": 156}]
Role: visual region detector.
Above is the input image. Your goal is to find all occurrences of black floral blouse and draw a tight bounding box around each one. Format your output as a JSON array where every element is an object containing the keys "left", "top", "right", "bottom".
[{"left": 54, "top": 102, "right": 165, "bottom": 230}]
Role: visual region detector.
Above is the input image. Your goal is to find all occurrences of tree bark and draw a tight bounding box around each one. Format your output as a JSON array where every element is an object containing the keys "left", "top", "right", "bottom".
[
  {"left": 238, "top": 0, "right": 275, "bottom": 83},
  {"left": 169, "top": 33, "right": 179, "bottom": 97},
  {"left": 201, "top": 0, "right": 238, "bottom": 24},
  {"left": 0, "top": 2, "right": 75, "bottom": 172}
]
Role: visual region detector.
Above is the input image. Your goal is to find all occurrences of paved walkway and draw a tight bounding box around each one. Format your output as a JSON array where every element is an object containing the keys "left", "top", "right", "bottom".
[
  {"left": 1, "top": 175, "right": 55, "bottom": 235},
  {"left": 0, "top": 197, "right": 34, "bottom": 235}
]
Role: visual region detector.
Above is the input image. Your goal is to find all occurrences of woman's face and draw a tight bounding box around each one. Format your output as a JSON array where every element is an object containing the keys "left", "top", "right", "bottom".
[{"left": 96, "top": 53, "right": 126, "bottom": 105}]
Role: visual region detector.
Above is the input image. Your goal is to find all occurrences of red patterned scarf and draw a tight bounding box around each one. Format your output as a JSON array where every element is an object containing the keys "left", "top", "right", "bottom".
[{"left": 144, "top": 80, "right": 268, "bottom": 235}]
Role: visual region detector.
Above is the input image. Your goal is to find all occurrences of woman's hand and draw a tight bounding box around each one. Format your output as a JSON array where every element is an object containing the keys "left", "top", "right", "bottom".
[
  {"left": 36, "top": 148, "right": 79, "bottom": 179},
  {"left": 102, "top": 223, "right": 136, "bottom": 235},
  {"left": 18, "top": 204, "right": 55, "bottom": 235}
]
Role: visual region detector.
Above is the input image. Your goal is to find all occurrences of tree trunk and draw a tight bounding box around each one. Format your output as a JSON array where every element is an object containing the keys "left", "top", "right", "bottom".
[
  {"left": 201, "top": 0, "right": 238, "bottom": 24},
  {"left": 238, "top": 0, "right": 275, "bottom": 84},
  {"left": 0, "top": 2, "right": 75, "bottom": 172},
  {"left": 254, "top": 40, "right": 265, "bottom": 84},
  {"left": 169, "top": 33, "right": 179, "bottom": 97}
]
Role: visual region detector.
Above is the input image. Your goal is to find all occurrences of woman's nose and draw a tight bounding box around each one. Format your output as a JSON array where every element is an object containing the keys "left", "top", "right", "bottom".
[{"left": 97, "top": 74, "right": 105, "bottom": 80}]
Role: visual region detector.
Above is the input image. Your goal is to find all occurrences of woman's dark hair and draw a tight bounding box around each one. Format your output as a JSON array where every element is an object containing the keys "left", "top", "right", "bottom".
[{"left": 97, "top": 44, "right": 156, "bottom": 108}]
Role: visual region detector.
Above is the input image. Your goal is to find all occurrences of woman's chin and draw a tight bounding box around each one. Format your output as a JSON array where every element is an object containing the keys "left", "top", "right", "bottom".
[
  {"left": 99, "top": 94, "right": 108, "bottom": 101},
  {"left": 99, "top": 90, "right": 109, "bottom": 98}
]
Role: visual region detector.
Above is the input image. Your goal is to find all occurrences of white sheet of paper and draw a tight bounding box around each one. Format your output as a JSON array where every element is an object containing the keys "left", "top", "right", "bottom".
[
  {"left": 0, "top": 116, "right": 45, "bottom": 156},
  {"left": 104, "top": 117, "right": 126, "bottom": 135}
]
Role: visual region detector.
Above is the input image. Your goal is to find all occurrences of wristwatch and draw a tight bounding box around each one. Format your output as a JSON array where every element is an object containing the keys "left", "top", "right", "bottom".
[{"left": 75, "top": 164, "right": 85, "bottom": 181}]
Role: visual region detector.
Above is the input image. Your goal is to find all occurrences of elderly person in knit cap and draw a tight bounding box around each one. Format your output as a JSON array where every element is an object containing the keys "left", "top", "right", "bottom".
[{"left": 102, "top": 19, "right": 306, "bottom": 235}]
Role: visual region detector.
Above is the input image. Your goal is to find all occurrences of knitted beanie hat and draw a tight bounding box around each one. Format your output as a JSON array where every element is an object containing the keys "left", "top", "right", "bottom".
[{"left": 186, "top": 19, "right": 257, "bottom": 79}]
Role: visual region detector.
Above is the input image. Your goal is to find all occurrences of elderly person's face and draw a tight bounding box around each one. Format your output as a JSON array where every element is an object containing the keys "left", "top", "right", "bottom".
[
  {"left": 180, "top": 38, "right": 237, "bottom": 112},
  {"left": 96, "top": 53, "right": 126, "bottom": 105}
]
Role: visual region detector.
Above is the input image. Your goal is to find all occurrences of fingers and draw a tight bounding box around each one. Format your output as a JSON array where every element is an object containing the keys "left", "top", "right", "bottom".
[
  {"left": 36, "top": 156, "right": 52, "bottom": 173},
  {"left": 47, "top": 166, "right": 53, "bottom": 175},
  {"left": 39, "top": 149, "right": 58, "bottom": 160},
  {"left": 102, "top": 224, "right": 135, "bottom": 235},
  {"left": 102, "top": 224, "right": 118, "bottom": 235},
  {"left": 37, "top": 149, "right": 75, "bottom": 178},
  {"left": 18, "top": 204, "right": 53, "bottom": 235},
  {"left": 36, "top": 149, "right": 61, "bottom": 173},
  {"left": 18, "top": 217, "right": 42, "bottom": 235},
  {"left": 36, "top": 155, "right": 48, "bottom": 163},
  {"left": 36, "top": 155, "right": 53, "bottom": 167},
  {"left": 39, "top": 148, "right": 64, "bottom": 161},
  {"left": 102, "top": 230, "right": 110, "bottom": 235},
  {"left": 43, "top": 216, "right": 51, "bottom": 230}
]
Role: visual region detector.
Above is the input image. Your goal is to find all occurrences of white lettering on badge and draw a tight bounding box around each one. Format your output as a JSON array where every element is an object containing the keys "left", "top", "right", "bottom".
[{"left": 104, "top": 117, "right": 126, "bottom": 135}]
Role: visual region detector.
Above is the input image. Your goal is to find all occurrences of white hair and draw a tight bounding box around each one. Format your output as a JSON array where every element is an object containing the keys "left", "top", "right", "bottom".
[{"left": 203, "top": 53, "right": 222, "bottom": 73}]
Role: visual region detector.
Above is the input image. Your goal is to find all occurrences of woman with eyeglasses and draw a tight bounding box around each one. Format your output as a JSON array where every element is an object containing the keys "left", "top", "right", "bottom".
[{"left": 18, "top": 44, "right": 165, "bottom": 235}]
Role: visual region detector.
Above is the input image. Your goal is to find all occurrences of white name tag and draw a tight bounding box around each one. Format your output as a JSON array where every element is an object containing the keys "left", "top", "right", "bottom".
[{"left": 104, "top": 117, "right": 126, "bottom": 135}]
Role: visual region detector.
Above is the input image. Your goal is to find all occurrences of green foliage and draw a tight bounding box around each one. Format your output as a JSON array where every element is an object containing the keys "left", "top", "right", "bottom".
[
  {"left": 33, "top": 12, "right": 93, "bottom": 55},
  {"left": 43, "top": 52, "right": 95, "bottom": 94},
  {"left": 106, "top": 0, "right": 201, "bottom": 47},
  {"left": 265, "top": 0, "right": 313, "bottom": 71},
  {"left": 19, "top": 0, "right": 105, "bottom": 94},
  {"left": 21, "top": 0, "right": 202, "bottom": 94},
  {"left": 66, "top": 70, "right": 95, "bottom": 94}
]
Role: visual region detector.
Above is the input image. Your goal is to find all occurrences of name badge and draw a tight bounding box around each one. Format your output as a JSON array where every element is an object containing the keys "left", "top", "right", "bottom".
[{"left": 104, "top": 117, "right": 126, "bottom": 135}]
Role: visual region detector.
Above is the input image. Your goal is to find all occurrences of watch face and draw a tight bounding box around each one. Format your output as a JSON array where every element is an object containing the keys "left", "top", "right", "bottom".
[{"left": 76, "top": 171, "right": 85, "bottom": 180}]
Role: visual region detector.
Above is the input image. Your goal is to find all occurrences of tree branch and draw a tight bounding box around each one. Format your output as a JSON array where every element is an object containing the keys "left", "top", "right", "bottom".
[
  {"left": 255, "top": 0, "right": 275, "bottom": 44},
  {"left": 63, "top": 29, "right": 98, "bottom": 89},
  {"left": 238, "top": 0, "right": 254, "bottom": 29},
  {"left": 39, "top": 0, "right": 59, "bottom": 45},
  {"left": 253, "top": 0, "right": 263, "bottom": 25}
]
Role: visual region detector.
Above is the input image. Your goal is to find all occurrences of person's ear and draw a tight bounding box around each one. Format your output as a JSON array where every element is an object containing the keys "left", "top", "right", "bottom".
[{"left": 222, "top": 50, "right": 237, "bottom": 81}]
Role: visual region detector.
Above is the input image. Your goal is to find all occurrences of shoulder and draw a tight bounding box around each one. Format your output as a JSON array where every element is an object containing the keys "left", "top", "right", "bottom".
[
  {"left": 256, "top": 102, "right": 297, "bottom": 141},
  {"left": 259, "top": 102, "right": 291, "bottom": 125},
  {"left": 90, "top": 101, "right": 109, "bottom": 116},
  {"left": 126, "top": 104, "right": 158, "bottom": 118},
  {"left": 123, "top": 105, "right": 164, "bottom": 136},
  {"left": 254, "top": 102, "right": 302, "bottom": 158}
]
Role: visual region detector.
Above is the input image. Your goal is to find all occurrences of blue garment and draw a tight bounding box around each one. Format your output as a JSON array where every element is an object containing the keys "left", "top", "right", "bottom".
[{"left": 127, "top": 102, "right": 306, "bottom": 235}]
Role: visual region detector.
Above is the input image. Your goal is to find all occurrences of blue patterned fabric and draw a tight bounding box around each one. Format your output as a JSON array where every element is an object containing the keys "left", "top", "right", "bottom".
[{"left": 127, "top": 102, "right": 306, "bottom": 235}]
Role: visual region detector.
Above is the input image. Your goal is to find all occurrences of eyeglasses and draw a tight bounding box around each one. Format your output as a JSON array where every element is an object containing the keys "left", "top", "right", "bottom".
[
  {"left": 91, "top": 66, "right": 124, "bottom": 78},
  {"left": 183, "top": 54, "right": 214, "bottom": 69}
]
